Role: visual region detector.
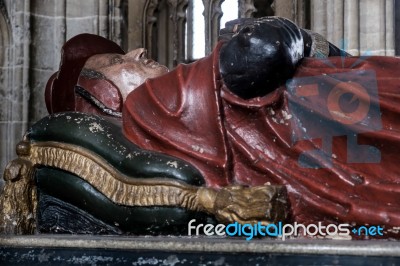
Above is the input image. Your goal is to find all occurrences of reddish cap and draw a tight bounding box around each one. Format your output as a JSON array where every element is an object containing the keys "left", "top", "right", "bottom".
[{"left": 45, "top": 33, "right": 125, "bottom": 114}]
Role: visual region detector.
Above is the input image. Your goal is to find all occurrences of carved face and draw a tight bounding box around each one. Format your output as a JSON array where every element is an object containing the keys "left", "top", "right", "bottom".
[{"left": 84, "top": 48, "right": 169, "bottom": 100}]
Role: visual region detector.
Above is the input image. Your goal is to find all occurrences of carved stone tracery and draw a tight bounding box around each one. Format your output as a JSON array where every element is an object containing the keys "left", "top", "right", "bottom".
[
  {"left": 202, "top": 0, "right": 225, "bottom": 54},
  {"left": 143, "top": 0, "right": 161, "bottom": 60},
  {"left": 167, "top": 0, "right": 189, "bottom": 65},
  {"left": 238, "top": 0, "right": 256, "bottom": 18}
]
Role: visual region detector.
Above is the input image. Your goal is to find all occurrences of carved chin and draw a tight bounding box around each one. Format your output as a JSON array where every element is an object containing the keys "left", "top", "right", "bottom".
[{"left": 153, "top": 65, "right": 169, "bottom": 74}]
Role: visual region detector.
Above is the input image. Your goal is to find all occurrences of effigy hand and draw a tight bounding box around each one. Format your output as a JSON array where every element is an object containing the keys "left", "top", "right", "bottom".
[{"left": 197, "top": 185, "right": 289, "bottom": 225}]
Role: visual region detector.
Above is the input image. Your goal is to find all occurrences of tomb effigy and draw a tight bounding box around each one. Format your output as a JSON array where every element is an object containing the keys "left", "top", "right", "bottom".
[{"left": 1, "top": 17, "right": 400, "bottom": 240}]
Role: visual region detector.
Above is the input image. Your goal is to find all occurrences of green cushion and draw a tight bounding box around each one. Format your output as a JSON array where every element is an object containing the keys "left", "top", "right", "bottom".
[
  {"left": 27, "top": 112, "right": 205, "bottom": 186},
  {"left": 35, "top": 167, "right": 212, "bottom": 234}
]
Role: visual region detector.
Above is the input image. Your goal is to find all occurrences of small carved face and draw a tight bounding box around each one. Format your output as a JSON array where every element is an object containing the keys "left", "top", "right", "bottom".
[{"left": 84, "top": 48, "right": 169, "bottom": 101}]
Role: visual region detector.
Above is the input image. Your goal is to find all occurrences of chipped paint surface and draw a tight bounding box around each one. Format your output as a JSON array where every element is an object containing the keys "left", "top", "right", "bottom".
[
  {"left": 191, "top": 145, "right": 204, "bottom": 153},
  {"left": 166, "top": 161, "right": 178, "bottom": 169},
  {"left": 88, "top": 122, "right": 105, "bottom": 133}
]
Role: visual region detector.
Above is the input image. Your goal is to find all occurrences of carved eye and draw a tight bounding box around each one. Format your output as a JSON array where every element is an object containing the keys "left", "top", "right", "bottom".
[{"left": 138, "top": 50, "right": 147, "bottom": 59}]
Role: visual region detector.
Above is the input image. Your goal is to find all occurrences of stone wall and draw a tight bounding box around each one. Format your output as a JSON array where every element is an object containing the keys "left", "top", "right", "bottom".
[
  {"left": 0, "top": 0, "right": 127, "bottom": 186},
  {"left": 271, "top": 0, "right": 396, "bottom": 56},
  {"left": 29, "top": 0, "right": 126, "bottom": 124},
  {"left": 310, "top": 0, "right": 395, "bottom": 56},
  {"left": 0, "top": 0, "right": 30, "bottom": 188}
]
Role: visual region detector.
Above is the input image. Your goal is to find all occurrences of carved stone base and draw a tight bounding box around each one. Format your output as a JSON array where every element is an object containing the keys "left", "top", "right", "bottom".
[
  {"left": 0, "top": 157, "right": 37, "bottom": 234},
  {"left": 2, "top": 235, "right": 400, "bottom": 265}
]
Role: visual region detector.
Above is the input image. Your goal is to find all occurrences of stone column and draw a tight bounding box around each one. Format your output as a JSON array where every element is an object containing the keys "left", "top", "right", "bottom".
[
  {"left": 29, "top": 0, "right": 67, "bottom": 124},
  {"left": 29, "top": 0, "right": 127, "bottom": 125},
  {"left": 310, "top": 0, "right": 395, "bottom": 56},
  {"left": 359, "top": 0, "right": 386, "bottom": 55},
  {"left": 127, "top": 0, "right": 148, "bottom": 51},
  {"left": 272, "top": 0, "right": 310, "bottom": 28},
  {"left": 273, "top": 0, "right": 294, "bottom": 21},
  {"left": 344, "top": 0, "right": 359, "bottom": 55},
  {"left": 66, "top": 0, "right": 105, "bottom": 40},
  {"left": 385, "top": 0, "right": 395, "bottom": 56},
  {"left": 202, "top": 0, "right": 225, "bottom": 55},
  {"left": 326, "top": 0, "right": 344, "bottom": 46},
  {"left": 310, "top": 0, "right": 327, "bottom": 37},
  {"left": 0, "top": 0, "right": 31, "bottom": 188}
]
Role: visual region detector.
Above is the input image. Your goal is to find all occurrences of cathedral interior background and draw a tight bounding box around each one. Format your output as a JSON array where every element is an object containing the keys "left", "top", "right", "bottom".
[{"left": 0, "top": 0, "right": 399, "bottom": 187}]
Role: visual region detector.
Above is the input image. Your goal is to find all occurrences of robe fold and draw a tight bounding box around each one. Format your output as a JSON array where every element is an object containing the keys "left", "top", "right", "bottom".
[{"left": 123, "top": 42, "right": 400, "bottom": 229}]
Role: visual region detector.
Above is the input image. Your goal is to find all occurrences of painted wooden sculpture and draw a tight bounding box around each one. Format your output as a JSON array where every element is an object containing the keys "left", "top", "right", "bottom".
[{"left": 1, "top": 17, "right": 399, "bottom": 239}]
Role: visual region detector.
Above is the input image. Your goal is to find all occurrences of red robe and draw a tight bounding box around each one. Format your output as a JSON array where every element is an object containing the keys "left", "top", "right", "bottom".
[{"left": 123, "top": 42, "right": 400, "bottom": 229}]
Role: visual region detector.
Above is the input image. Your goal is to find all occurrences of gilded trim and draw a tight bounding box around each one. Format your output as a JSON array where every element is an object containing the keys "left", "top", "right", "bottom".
[
  {"left": 24, "top": 141, "right": 201, "bottom": 211},
  {"left": 1, "top": 139, "right": 289, "bottom": 234}
]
